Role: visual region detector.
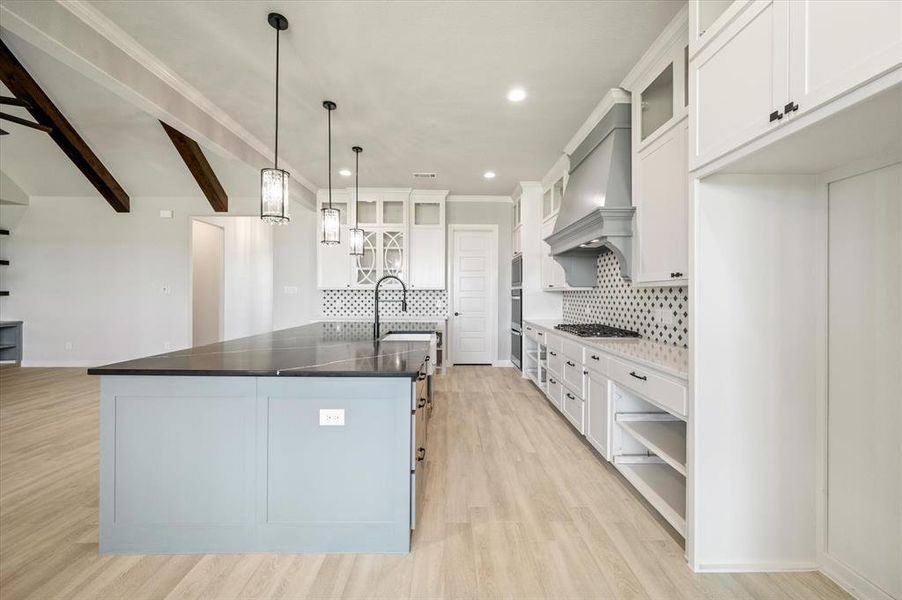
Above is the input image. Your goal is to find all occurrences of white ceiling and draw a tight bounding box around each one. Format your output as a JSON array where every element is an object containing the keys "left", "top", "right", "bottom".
[
  {"left": 1, "top": 1, "right": 682, "bottom": 198},
  {"left": 0, "top": 34, "right": 262, "bottom": 199}
]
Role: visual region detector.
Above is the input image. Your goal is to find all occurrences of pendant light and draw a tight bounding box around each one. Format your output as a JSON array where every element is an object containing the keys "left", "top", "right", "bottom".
[
  {"left": 321, "top": 100, "right": 340, "bottom": 245},
  {"left": 349, "top": 146, "right": 365, "bottom": 256},
  {"left": 260, "top": 12, "right": 290, "bottom": 224}
]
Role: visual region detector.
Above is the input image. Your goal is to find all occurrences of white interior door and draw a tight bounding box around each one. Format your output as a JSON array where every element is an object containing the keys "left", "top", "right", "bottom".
[
  {"left": 450, "top": 227, "right": 496, "bottom": 365},
  {"left": 827, "top": 161, "right": 901, "bottom": 600}
]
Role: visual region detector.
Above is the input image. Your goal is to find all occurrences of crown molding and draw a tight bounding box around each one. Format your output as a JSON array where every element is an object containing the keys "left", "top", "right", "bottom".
[
  {"left": 447, "top": 195, "right": 511, "bottom": 204},
  {"left": 619, "top": 4, "right": 689, "bottom": 91}
]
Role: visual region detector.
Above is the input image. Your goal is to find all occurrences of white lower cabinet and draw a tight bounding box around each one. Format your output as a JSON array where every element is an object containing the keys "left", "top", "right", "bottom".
[
  {"left": 545, "top": 374, "right": 562, "bottom": 412},
  {"left": 585, "top": 370, "right": 611, "bottom": 461},
  {"left": 561, "top": 384, "right": 585, "bottom": 434}
]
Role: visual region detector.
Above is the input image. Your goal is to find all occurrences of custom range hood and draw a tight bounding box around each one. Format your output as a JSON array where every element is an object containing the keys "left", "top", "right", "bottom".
[{"left": 545, "top": 97, "right": 633, "bottom": 287}]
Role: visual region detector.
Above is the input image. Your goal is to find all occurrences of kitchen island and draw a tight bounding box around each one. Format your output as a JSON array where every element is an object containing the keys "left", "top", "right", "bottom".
[{"left": 88, "top": 321, "right": 437, "bottom": 554}]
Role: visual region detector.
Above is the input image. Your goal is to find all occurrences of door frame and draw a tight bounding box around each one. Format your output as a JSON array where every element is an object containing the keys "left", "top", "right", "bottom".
[
  {"left": 447, "top": 224, "right": 499, "bottom": 366},
  {"left": 189, "top": 218, "right": 225, "bottom": 347}
]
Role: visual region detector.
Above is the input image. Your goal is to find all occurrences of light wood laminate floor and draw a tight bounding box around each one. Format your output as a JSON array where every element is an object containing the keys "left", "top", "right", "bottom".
[{"left": 0, "top": 365, "right": 848, "bottom": 599}]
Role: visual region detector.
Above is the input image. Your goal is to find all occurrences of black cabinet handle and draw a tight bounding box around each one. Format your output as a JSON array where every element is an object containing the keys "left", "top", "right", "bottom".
[
  {"left": 417, "top": 398, "right": 426, "bottom": 408},
  {"left": 549, "top": 378, "right": 556, "bottom": 384},
  {"left": 549, "top": 351, "right": 557, "bottom": 356},
  {"left": 769, "top": 110, "right": 783, "bottom": 122},
  {"left": 566, "top": 360, "right": 575, "bottom": 367},
  {"left": 416, "top": 447, "right": 426, "bottom": 461},
  {"left": 590, "top": 354, "right": 600, "bottom": 361},
  {"left": 583, "top": 370, "right": 588, "bottom": 375},
  {"left": 454, "top": 312, "right": 461, "bottom": 316},
  {"left": 566, "top": 392, "right": 575, "bottom": 400},
  {"left": 784, "top": 101, "right": 799, "bottom": 113},
  {"left": 526, "top": 326, "right": 532, "bottom": 331},
  {"left": 629, "top": 371, "right": 648, "bottom": 381},
  {"left": 670, "top": 272, "right": 684, "bottom": 278}
]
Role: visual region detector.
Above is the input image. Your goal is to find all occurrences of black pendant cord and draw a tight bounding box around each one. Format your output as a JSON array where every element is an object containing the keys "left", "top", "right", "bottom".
[
  {"left": 274, "top": 25, "right": 279, "bottom": 170},
  {"left": 354, "top": 150, "right": 359, "bottom": 228},
  {"left": 327, "top": 107, "right": 332, "bottom": 210}
]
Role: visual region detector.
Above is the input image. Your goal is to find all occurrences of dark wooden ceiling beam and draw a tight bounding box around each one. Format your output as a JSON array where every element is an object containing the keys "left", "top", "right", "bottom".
[
  {"left": 0, "top": 111, "right": 52, "bottom": 133},
  {"left": 0, "top": 39, "right": 129, "bottom": 212},
  {"left": 160, "top": 121, "right": 228, "bottom": 212}
]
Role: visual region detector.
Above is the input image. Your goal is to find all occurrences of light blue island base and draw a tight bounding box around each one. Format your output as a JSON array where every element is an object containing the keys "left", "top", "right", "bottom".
[{"left": 99, "top": 375, "right": 418, "bottom": 554}]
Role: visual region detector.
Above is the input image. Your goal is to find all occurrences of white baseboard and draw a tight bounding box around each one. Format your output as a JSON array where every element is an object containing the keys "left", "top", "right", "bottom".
[
  {"left": 694, "top": 561, "right": 818, "bottom": 573},
  {"left": 492, "top": 359, "right": 513, "bottom": 367},
  {"left": 820, "top": 552, "right": 895, "bottom": 600}
]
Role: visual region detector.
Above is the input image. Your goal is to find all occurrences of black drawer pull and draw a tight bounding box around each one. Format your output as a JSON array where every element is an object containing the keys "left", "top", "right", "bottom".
[
  {"left": 784, "top": 101, "right": 799, "bottom": 113},
  {"left": 629, "top": 371, "right": 648, "bottom": 381},
  {"left": 416, "top": 447, "right": 426, "bottom": 461},
  {"left": 769, "top": 110, "right": 783, "bottom": 122},
  {"left": 417, "top": 398, "right": 426, "bottom": 408},
  {"left": 590, "top": 354, "right": 600, "bottom": 361},
  {"left": 566, "top": 360, "right": 575, "bottom": 367},
  {"left": 583, "top": 370, "right": 588, "bottom": 375},
  {"left": 566, "top": 392, "right": 575, "bottom": 400},
  {"left": 549, "top": 351, "right": 557, "bottom": 356},
  {"left": 549, "top": 378, "right": 556, "bottom": 384},
  {"left": 670, "top": 272, "right": 684, "bottom": 278}
]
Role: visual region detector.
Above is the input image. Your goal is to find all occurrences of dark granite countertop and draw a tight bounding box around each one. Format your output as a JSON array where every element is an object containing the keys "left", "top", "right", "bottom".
[{"left": 87, "top": 321, "right": 439, "bottom": 378}]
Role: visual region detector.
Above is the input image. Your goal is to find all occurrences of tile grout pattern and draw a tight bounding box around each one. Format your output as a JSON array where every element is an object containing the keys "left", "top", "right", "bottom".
[
  {"left": 562, "top": 251, "right": 689, "bottom": 348},
  {"left": 321, "top": 289, "right": 448, "bottom": 319}
]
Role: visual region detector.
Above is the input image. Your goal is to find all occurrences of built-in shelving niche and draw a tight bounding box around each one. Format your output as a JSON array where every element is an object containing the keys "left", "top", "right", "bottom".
[{"left": 612, "top": 383, "right": 687, "bottom": 536}]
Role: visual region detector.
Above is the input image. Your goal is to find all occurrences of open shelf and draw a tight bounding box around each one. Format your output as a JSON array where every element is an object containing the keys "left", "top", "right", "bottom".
[
  {"left": 616, "top": 415, "right": 687, "bottom": 475},
  {"left": 615, "top": 459, "right": 686, "bottom": 536}
]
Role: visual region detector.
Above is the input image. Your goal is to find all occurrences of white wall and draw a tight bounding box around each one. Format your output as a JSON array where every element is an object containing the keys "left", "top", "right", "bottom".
[
  {"left": 194, "top": 216, "right": 274, "bottom": 341},
  {"left": 446, "top": 200, "right": 512, "bottom": 361},
  {"left": 272, "top": 190, "right": 319, "bottom": 330},
  {"left": 0, "top": 193, "right": 315, "bottom": 366},
  {"left": 691, "top": 174, "right": 822, "bottom": 570}
]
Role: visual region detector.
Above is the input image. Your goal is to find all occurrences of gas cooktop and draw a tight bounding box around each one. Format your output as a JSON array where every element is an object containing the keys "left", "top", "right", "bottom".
[{"left": 553, "top": 323, "right": 641, "bottom": 338}]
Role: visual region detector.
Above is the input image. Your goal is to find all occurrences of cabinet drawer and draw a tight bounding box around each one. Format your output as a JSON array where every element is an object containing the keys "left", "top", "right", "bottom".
[
  {"left": 524, "top": 324, "right": 539, "bottom": 343},
  {"left": 546, "top": 374, "right": 563, "bottom": 412},
  {"left": 561, "top": 356, "right": 584, "bottom": 396},
  {"left": 561, "top": 384, "right": 585, "bottom": 434},
  {"left": 545, "top": 333, "right": 563, "bottom": 354},
  {"left": 562, "top": 339, "right": 585, "bottom": 364},
  {"left": 547, "top": 348, "right": 563, "bottom": 377},
  {"left": 584, "top": 349, "right": 608, "bottom": 375},
  {"left": 608, "top": 358, "right": 687, "bottom": 417}
]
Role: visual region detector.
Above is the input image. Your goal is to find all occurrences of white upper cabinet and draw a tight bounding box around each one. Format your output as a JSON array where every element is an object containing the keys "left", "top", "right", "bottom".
[
  {"left": 625, "top": 11, "right": 690, "bottom": 287},
  {"left": 317, "top": 189, "right": 446, "bottom": 289},
  {"left": 635, "top": 122, "right": 689, "bottom": 284},
  {"left": 690, "top": 0, "right": 789, "bottom": 170},
  {"left": 408, "top": 193, "right": 446, "bottom": 289},
  {"left": 788, "top": 0, "right": 902, "bottom": 114},
  {"left": 540, "top": 216, "right": 568, "bottom": 289},
  {"left": 690, "top": 0, "right": 902, "bottom": 171}
]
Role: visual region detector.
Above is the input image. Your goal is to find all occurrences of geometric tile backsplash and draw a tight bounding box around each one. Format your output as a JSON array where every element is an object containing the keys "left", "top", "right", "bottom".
[
  {"left": 321, "top": 289, "right": 448, "bottom": 319},
  {"left": 562, "top": 251, "right": 689, "bottom": 348}
]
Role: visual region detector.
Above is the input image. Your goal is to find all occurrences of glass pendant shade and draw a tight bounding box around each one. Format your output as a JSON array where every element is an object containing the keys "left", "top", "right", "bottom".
[
  {"left": 260, "top": 168, "right": 290, "bottom": 224},
  {"left": 321, "top": 207, "right": 341, "bottom": 245},
  {"left": 349, "top": 227, "right": 365, "bottom": 256}
]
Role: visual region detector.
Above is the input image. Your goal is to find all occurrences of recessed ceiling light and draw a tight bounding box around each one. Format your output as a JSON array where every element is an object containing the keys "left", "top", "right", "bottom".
[
  {"left": 339, "top": 169, "right": 352, "bottom": 177},
  {"left": 483, "top": 171, "right": 496, "bottom": 179},
  {"left": 507, "top": 87, "right": 527, "bottom": 102}
]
